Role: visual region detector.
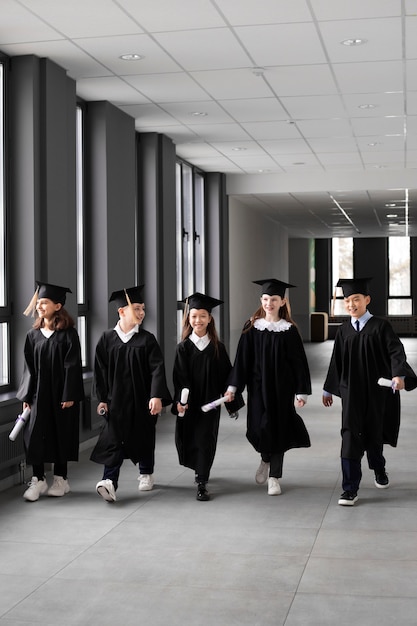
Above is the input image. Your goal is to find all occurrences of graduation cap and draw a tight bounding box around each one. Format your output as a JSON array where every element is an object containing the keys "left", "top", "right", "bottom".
[
  {"left": 253, "top": 279, "right": 296, "bottom": 298},
  {"left": 181, "top": 292, "right": 223, "bottom": 314},
  {"left": 23, "top": 281, "right": 72, "bottom": 316},
  {"left": 336, "top": 278, "right": 372, "bottom": 298},
  {"left": 109, "top": 285, "right": 145, "bottom": 308}
]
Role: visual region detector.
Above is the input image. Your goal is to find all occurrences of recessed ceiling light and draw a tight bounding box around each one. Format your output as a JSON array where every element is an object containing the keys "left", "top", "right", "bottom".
[
  {"left": 190, "top": 111, "right": 208, "bottom": 117},
  {"left": 252, "top": 66, "right": 265, "bottom": 76},
  {"left": 232, "top": 147, "right": 247, "bottom": 151},
  {"left": 341, "top": 38, "right": 367, "bottom": 46},
  {"left": 385, "top": 203, "right": 397, "bottom": 207},
  {"left": 367, "top": 142, "right": 380, "bottom": 147},
  {"left": 257, "top": 169, "right": 271, "bottom": 173},
  {"left": 358, "top": 104, "right": 376, "bottom": 109},
  {"left": 119, "top": 53, "right": 143, "bottom": 61},
  {"left": 292, "top": 162, "right": 305, "bottom": 165},
  {"left": 386, "top": 214, "right": 398, "bottom": 218}
]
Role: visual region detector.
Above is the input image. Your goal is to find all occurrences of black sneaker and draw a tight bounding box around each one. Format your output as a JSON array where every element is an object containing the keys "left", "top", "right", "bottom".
[
  {"left": 338, "top": 491, "right": 358, "bottom": 506},
  {"left": 196, "top": 483, "right": 210, "bottom": 501},
  {"left": 374, "top": 471, "right": 389, "bottom": 489}
]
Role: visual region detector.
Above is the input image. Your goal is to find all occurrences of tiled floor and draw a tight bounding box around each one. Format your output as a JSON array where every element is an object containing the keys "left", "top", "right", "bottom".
[{"left": 1, "top": 339, "right": 417, "bottom": 625}]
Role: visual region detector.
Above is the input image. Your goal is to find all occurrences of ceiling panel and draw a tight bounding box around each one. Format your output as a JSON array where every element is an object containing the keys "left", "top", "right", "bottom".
[{"left": 1, "top": 0, "right": 416, "bottom": 238}]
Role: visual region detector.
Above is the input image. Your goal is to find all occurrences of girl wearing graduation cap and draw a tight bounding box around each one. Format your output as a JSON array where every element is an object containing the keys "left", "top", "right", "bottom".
[
  {"left": 17, "top": 281, "right": 84, "bottom": 501},
  {"left": 227, "top": 279, "right": 311, "bottom": 496},
  {"left": 172, "top": 293, "right": 244, "bottom": 501}
]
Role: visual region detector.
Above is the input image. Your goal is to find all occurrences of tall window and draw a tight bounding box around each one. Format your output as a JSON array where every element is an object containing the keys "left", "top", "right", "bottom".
[
  {"left": 176, "top": 160, "right": 206, "bottom": 338},
  {"left": 331, "top": 237, "right": 353, "bottom": 315},
  {"left": 76, "top": 104, "right": 88, "bottom": 367},
  {"left": 0, "top": 59, "right": 9, "bottom": 386},
  {"left": 388, "top": 236, "right": 411, "bottom": 314}
]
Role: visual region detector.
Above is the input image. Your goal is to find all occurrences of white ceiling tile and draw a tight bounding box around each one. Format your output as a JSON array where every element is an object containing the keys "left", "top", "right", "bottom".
[
  {"left": 241, "top": 121, "right": 302, "bottom": 140},
  {"left": 118, "top": 103, "right": 178, "bottom": 126},
  {"left": 351, "top": 116, "right": 405, "bottom": 136},
  {"left": 296, "top": 118, "right": 353, "bottom": 137},
  {"left": 210, "top": 141, "right": 269, "bottom": 156},
  {"left": 319, "top": 18, "right": 403, "bottom": 63},
  {"left": 275, "top": 154, "right": 321, "bottom": 166},
  {"left": 75, "top": 34, "right": 182, "bottom": 75},
  {"left": 333, "top": 61, "right": 404, "bottom": 94},
  {"left": 228, "top": 155, "right": 282, "bottom": 170},
  {"left": 219, "top": 98, "right": 288, "bottom": 122},
  {"left": 190, "top": 157, "right": 243, "bottom": 172},
  {"left": 281, "top": 95, "right": 347, "bottom": 119},
  {"left": 153, "top": 29, "right": 251, "bottom": 71},
  {"left": 184, "top": 124, "right": 251, "bottom": 142},
  {"left": 342, "top": 92, "right": 405, "bottom": 117},
  {"left": 159, "top": 101, "right": 234, "bottom": 124},
  {"left": 406, "top": 92, "right": 417, "bottom": 115},
  {"left": 176, "top": 143, "right": 222, "bottom": 158},
  {"left": 310, "top": 0, "right": 401, "bottom": 20},
  {"left": 308, "top": 137, "right": 359, "bottom": 152},
  {"left": 19, "top": 0, "right": 141, "bottom": 38},
  {"left": 259, "top": 138, "right": 312, "bottom": 155},
  {"left": 361, "top": 151, "right": 405, "bottom": 164},
  {"left": 124, "top": 74, "right": 210, "bottom": 103},
  {"left": 234, "top": 23, "right": 327, "bottom": 66},
  {"left": 265, "top": 65, "right": 339, "bottom": 96},
  {"left": 117, "top": 0, "right": 225, "bottom": 30},
  {"left": 215, "top": 0, "right": 313, "bottom": 24},
  {"left": 191, "top": 69, "right": 274, "bottom": 99},
  {"left": 0, "top": 40, "right": 110, "bottom": 79},
  {"left": 76, "top": 77, "right": 149, "bottom": 104},
  {"left": 405, "top": 16, "right": 417, "bottom": 58},
  {"left": 318, "top": 152, "right": 363, "bottom": 166},
  {"left": 0, "top": 0, "right": 64, "bottom": 43},
  {"left": 356, "top": 135, "right": 405, "bottom": 150},
  {"left": 406, "top": 60, "right": 417, "bottom": 90}
]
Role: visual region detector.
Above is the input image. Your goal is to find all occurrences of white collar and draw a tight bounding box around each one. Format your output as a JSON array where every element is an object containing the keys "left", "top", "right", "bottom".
[
  {"left": 254, "top": 318, "right": 292, "bottom": 332},
  {"left": 114, "top": 322, "right": 139, "bottom": 343},
  {"left": 40, "top": 328, "right": 55, "bottom": 338},
  {"left": 190, "top": 331, "right": 210, "bottom": 350}
]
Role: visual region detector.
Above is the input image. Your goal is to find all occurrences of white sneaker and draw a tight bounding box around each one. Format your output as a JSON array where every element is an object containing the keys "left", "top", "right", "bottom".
[
  {"left": 138, "top": 474, "right": 154, "bottom": 491},
  {"left": 268, "top": 477, "right": 282, "bottom": 496},
  {"left": 48, "top": 476, "right": 71, "bottom": 497},
  {"left": 255, "top": 460, "right": 270, "bottom": 484},
  {"left": 23, "top": 477, "right": 48, "bottom": 502},
  {"left": 96, "top": 479, "right": 116, "bottom": 502}
]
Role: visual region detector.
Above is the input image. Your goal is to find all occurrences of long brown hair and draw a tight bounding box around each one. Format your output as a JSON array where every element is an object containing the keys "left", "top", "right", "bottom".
[
  {"left": 33, "top": 306, "right": 75, "bottom": 330},
  {"left": 243, "top": 298, "right": 296, "bottom": 333},
  {"left": 182, "top": 312, "right": 220, "bottom": 357}
]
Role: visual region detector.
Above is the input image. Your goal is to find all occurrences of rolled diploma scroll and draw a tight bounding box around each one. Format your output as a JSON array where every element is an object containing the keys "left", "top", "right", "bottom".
[
  {"left": 201, "top": 396, "right": 228, "bottom": 413},
  {"left": 9, "top": 407, "right": 31, "bottom": 441},
  {"left": 178, "top": 388, "right": 189, "bottom": 417},
  {"left": 378, "top": 377, "right": 394, "bottom": 388}
]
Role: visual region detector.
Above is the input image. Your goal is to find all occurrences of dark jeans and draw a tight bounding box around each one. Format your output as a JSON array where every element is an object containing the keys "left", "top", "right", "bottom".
[
  {"left": 33, "top": 463, "right": 68, "bottom": 480},
  {"left": 341, "top": 445, "right": 386, "bottom": 493},
  {"left": 102, "top": 450, "right": 154, "bottom": 490},
  {"left": 261, "top": 452, "right": 284, "bottom": 478}
]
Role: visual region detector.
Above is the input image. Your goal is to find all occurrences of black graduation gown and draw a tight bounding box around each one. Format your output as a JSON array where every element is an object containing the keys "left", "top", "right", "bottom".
[
  {"left": 90, "top": 327, "right": 172, "bottom": 466},
  {"left": 228, "top": 321, "right": 311, "bottom": 454},
  {"left": 172, "top": 338, "right": 244, "bottom": 476},
  {"left": 323, "top": 316, "right": 417, "bottom": 459},
  {"left": 16, "top": 327, "right": 84, "bottom": 465}
]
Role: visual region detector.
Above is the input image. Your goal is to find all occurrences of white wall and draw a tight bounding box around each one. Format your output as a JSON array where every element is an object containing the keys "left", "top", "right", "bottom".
[{"left": 228, "top": 197, "right": 289, "bottom": 358}]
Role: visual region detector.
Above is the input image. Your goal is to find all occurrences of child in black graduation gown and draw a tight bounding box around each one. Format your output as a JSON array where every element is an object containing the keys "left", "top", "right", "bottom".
[
  {"left": 227, "top": 279, "right": 312, "bottom": 496},
  {"left": 91, "top": 285, "right": 172, "bottom": 502},
  {"left": 17, "top": 281, "right": 84, "bottom": 501},
  {"left": 323, "top": 277, "right": 417, "bottom": 506},
  {"left": 172, "top": 293, "right": 244, "bottom": 501}
]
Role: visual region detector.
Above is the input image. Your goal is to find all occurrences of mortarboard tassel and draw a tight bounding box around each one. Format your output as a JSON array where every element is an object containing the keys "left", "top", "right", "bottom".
[{"left": 23, "top": 287, "right": 39, "bottom": 317}]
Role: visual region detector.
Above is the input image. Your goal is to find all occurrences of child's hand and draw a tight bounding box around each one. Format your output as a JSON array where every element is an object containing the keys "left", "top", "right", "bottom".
[
  {"left": 177, "top": 402, "right": 188, "bottom": 414},
  {"left": 322, "top": 394, "right": 333, "bottom": 407},
  {"left": 61, "top": 401, "right": 74, "bottom": 409},
  {"left": 149, "top": 397, "right": 162, "bottom": 415}
]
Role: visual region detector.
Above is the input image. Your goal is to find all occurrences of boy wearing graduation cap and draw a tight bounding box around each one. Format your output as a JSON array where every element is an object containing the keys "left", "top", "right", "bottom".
[
  {"left": 172, "top": 292, "right": 244, "bottom": 501},
  {"left": 91, "top": 285, "right": 172, "bottom": 502},
  {"left": 227, "top": 279, "right": 311, "bottom": 496},
  {"left": 323, "top": 278, "right": 417, "bottom": 506},
  {"left": 17, "top": 281, "right": 84, "bottom": 501}
]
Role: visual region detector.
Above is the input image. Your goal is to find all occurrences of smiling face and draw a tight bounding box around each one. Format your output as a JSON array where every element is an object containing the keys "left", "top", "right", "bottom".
[
  {"left": 119, "top": 302, "right": 145, "bottom": 331},
  {"left": 189, "top": 308, "right": 211, "bottom": 337},
  {"left": 260, "top": 294, "right": 285, "bottom": 321},
  {"left": 36, "top": 297, "right": 62, "bottom": 322},
  {"left": 343, "top": 293, "right": 370, "bottom": 319}
]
